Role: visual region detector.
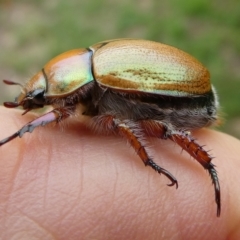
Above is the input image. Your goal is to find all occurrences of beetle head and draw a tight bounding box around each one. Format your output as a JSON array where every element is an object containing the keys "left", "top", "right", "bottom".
[{"left": 3, "top": 71, "right": 47, "bottom": 114}]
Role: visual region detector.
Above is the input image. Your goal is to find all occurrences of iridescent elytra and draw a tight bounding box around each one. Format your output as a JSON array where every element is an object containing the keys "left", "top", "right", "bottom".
[{"left": 0, "top": 39, "right": 221, "bottom": 216}]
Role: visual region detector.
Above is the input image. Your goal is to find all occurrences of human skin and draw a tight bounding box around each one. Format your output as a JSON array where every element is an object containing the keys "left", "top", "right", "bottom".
[{"left": 0, "top": 106, "right": 240, "bottom": 240}]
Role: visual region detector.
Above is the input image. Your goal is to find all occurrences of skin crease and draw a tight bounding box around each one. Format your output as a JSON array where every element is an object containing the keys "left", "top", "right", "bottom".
[{"left": 0, "top": 106, "right": 240, "bottom": 240}]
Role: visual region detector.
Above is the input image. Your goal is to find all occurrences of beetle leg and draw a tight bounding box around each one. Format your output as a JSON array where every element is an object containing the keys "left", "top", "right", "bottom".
[
  {"left": 0, "top": 107, "right": 73, "bottom": 146},
  {"left": 140, "top": 120, "right": 220, "bottom": 216},
  {"left": 117, "top": 122, "right": 178, "bottom": 188},
  {"left": 169, "top": 131, "right": 221, "bottom": 216},
  {"left": 93, "top": 115, "right": 178, "bottom": 188}
]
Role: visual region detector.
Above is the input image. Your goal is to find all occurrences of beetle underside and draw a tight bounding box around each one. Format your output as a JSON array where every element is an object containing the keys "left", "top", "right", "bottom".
[{"left": 0, "top": 81, "right": 220, "bottom": 216}]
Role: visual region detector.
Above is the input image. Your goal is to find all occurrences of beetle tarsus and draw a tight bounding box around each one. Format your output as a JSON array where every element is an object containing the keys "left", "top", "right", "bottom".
[
  {"left": 0, "top": 107, "right": 72, "bottom": 147},
  {"left": 0, "top": 123, "right": 38, "bottom": 145},
  {"left": 208, "top": 163, "right": 221, "bottom": 217},
  {"left": 0, "top": 132, "right": 19, "bottom": 146},
  {"left": 147, "top": 159, "right": 178, "bottom": 189}
]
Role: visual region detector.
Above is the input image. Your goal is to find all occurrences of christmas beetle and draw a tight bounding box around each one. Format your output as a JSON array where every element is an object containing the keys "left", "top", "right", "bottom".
[{"left": 0, "top": 39, "right": 220, "bottom": 216}]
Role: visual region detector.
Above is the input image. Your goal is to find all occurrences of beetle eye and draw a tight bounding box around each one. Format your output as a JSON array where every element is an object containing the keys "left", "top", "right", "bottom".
[
  {"left": 32, "top": 89, "right": 45, "bottom": 105},
  {"left": 22, "top": 89, "right": 46, "bottom": 110}
]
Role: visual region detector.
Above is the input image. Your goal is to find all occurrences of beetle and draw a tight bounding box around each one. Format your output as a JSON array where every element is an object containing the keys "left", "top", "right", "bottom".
[{"left": 0, "top": 39, "right": 220, "bottom": 216}]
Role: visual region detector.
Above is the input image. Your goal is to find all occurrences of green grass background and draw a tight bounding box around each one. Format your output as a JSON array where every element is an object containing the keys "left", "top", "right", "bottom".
[{"left": 0, "top": 0, "right": 239, "bottom": 138}]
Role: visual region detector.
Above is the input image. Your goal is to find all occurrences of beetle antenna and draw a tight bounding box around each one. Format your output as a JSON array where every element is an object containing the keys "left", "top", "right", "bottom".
[
  {"left": 3, "top": 79, "right": 24, "bottom": 87},
  {"left": 3, "top": 102, "right": 20, "bottom": 108},
  {"left": 3, "top": 79, "right": 27, "bottom": 95}
]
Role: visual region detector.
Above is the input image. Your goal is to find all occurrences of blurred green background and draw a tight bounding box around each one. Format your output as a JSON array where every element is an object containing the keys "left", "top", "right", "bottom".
[{"left": 0, "top": 0, "right": 239, "bottom": 138}]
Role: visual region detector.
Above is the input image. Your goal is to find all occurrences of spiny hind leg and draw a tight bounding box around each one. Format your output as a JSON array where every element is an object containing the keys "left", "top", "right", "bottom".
[
  {"left": 92, "top": 115, "right": 178, "bottom": 188},
  {"left": 169, "top": 131, "right": 220, "bottom": 216},
  {"left": 140, "top": 120, "right": 221, "bottom": 216}
]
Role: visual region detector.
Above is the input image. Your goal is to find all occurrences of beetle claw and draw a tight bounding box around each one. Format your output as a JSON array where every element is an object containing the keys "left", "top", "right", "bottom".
[
  {"left": 147, "top": 159, "right": 178, "bottom": 189},
  {"left": 167, "top": 180, "right": 178, "bottom": 189}
]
